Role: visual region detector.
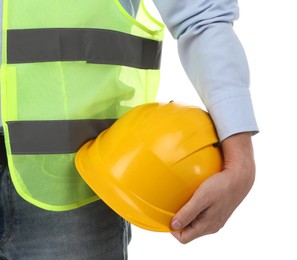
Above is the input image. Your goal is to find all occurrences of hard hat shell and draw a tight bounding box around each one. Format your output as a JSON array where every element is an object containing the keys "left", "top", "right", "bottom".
[{"left": 75, "top": 102, "right": 223, "bottom": 232}]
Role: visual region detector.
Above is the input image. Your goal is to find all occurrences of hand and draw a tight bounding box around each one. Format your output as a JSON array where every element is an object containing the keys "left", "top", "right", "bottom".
[{"left": 170, "top": 132, "right": 255, "bottom": 244}]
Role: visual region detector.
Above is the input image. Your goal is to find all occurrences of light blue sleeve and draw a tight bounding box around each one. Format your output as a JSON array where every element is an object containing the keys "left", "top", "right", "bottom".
[{"left": 153, "top": 0, "right": 259, "bottom": 141}]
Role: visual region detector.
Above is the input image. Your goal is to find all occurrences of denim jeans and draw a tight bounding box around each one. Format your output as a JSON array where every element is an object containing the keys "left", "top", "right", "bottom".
[{"left": 0, "top": 166, "right": 131, "bottom": 260}]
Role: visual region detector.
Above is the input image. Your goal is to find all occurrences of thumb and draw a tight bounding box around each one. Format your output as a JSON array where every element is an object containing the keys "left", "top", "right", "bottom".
[{"left": 170, "top": 191, "right": 206, "bottom": 231}]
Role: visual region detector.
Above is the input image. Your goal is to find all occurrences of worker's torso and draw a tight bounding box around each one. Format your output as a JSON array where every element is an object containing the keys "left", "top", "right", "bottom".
[{"left": 0, "top": 0, "right": 164, "bottom": 211}]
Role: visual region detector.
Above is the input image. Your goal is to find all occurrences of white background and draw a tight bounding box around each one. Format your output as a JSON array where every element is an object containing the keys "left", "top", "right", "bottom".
[{"left": 129, "top": 1, "right": 297, "bottom": 259}]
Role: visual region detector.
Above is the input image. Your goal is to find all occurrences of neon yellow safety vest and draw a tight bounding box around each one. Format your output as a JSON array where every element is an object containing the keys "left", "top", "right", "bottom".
[{"left": 0, "top": 0, "right": 164, "bottom": 211}]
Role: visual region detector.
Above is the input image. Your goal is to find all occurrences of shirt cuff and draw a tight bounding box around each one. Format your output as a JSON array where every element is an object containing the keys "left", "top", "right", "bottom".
[{"left": 207, "top": 92, "right": 259, "bottom": 141}]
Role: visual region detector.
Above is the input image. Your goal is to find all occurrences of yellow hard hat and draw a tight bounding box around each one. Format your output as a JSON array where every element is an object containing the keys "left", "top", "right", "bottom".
[{"left": 75, "top": 102, "right": 222, "bottom": 232}]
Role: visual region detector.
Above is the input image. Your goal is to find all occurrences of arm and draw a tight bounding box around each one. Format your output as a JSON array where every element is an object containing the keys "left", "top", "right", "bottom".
[{"left": 153, "top": 0, "right": 258, "bottom": 242}]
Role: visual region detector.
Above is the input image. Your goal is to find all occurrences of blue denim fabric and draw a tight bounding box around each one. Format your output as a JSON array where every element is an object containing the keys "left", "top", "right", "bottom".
[{"left": 0, "top": 166, "right": 131, "bottom": 260}]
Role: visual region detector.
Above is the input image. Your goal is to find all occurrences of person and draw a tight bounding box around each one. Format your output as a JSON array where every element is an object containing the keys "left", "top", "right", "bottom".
[{"left": 0, "top": 0, "right": 258, "bottom": 259}]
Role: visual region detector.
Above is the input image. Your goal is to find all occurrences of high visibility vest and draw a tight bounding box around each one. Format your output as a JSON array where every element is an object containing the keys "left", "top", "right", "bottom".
[{"left": 0, "top": 0, "right": 164, "bottom": 211}]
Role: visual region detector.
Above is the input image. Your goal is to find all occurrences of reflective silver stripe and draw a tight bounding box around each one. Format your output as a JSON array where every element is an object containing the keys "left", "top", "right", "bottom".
[
  {"left": 7, "top": 119, "right": 116, "bottom": 154},
  {"left": 7, "top": 28, "right": 162, "bottom": 69}
]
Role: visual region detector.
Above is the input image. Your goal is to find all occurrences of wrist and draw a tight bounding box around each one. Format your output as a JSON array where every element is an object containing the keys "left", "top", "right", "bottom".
[
  {"left": 221, "top": 132, "right": 256, "bottom": 189},
  {"left": 221, "top": 132, "right": 254, "bottom": 163}
]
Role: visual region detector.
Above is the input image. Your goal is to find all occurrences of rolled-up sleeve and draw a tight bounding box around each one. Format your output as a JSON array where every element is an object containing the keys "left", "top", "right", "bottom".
[{"left": 153, "top": 0, "right": 259, "bottom": 141}]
